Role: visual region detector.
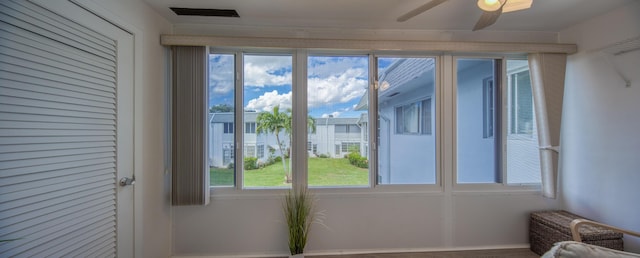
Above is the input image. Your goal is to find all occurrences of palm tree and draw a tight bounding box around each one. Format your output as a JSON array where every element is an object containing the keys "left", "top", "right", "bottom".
[{"left": 257, "top": 106, "right": 291, "bottom": 182}]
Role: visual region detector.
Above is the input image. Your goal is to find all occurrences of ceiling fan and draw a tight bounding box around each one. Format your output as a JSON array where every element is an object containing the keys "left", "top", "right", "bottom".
[{"left": 397, "top": 0, "right": 533, "bottom": 31}]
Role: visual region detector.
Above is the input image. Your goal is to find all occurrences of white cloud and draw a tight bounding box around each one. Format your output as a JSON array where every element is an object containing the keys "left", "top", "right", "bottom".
[
  {"left": 244, "top": 55, "right": 292, "bottom": 87},
  {"left": 309, "top": 56, "right": 368, "bottom": 78},
  {"left": 321, "top": 111, "right": 342, "bottom": 118},
  {"left": 308, "top": 67, "right": 368, "bottom": 108},
  {"left": 245, "top": 90, "right": 292, "bottom": 112},
  {"left": 209, "top": 55, "right": 234, "bottom": 94}
]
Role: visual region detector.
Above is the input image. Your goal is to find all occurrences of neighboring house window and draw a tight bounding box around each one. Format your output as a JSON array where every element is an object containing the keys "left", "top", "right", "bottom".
[
  {"left": 341, "top": 142, "right": 360, "bottom": 153},
  {"left": 395, "top": 98, "right": 431, "bottom": 135},
  {"left": 223, "top": 144, "right": 234, "bottom": 166},
  {"left": 483, "top": 78, "right": 495, "bottom": 138},
  {"left": 335, "top": 124, "right": 360, "bottom": 134},
  {"left": 223, "top": 122, "right": 234, "bottom": 134},
  {"left": 245, "top": 122, "right": 256, "bottom": 134},
  {"left": 307, "top": 141, "right": 313, "bottom": 151},
  {"left": 245, "top": 145, "right": 256, "bottom": 157},
  {"left": 509, "top": 70, "right": 533, "bottom": 135},
  {"left": 257, "top": 144, "right": 264, "bottom": 158}
]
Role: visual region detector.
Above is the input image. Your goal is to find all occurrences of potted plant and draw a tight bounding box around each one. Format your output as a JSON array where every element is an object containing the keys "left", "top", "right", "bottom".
[{"left": 283, "top": 188, "right": 322, "bottom": 257}]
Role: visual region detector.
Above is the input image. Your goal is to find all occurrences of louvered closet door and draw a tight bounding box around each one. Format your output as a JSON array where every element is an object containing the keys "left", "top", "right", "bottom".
[{"left": 0, "top": 0, "right": 135, "bottom": 257}]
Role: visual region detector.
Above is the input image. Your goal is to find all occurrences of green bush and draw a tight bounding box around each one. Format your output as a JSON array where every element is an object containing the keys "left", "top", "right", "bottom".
[
  {"left": 346, "top": 152, "right": 368, "bottom": 168},
  {"left": 317, "top": 153, "right": 330, "bottom": 158},
  {"left": 227, "top": 162, "right": 234, "bottom": 169},
  {"left": 244, "top": 157, "right": 258, "bottom": 170}
]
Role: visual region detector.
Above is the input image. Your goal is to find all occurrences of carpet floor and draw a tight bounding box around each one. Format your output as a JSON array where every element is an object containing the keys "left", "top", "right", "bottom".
[{"left": 306, "top": 248, "right": 539, "bottom": 258}]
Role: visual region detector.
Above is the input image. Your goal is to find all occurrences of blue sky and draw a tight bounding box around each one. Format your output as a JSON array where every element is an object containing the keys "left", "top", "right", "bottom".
[{"left": 209, "top": 54, "right": 393, "bottom": 118}]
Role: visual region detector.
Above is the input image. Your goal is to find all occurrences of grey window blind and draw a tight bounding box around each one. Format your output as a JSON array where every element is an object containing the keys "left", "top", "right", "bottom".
[
  {"left": 1, "top": 0, "right": 118, "bottom": 257},
  {"left": 171, "top": 46, "right": 210, "bottom": 206}
]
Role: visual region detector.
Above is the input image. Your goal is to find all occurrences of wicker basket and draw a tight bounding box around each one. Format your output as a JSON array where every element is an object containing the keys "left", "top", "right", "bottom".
[{"left": 529, "top": 210, "right": 624, "bottom": 255}]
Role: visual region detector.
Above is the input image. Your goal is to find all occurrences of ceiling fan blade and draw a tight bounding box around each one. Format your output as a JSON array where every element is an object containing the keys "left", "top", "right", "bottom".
[
  {"left": 397, "top": 0, "right": 449, "bottom": 22},
  {"left": 472, "top": 8, "right": 503, "bottom": 31}
]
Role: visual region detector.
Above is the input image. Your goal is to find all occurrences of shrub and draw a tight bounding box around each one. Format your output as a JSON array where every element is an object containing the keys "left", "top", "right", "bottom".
[
  {"left": 317, "top": 153, "right": 330, "bottom": 158},
  {"left": 227, "top": 162, "right": 234, "bottom": 169},
  {"left": 346, "top": 152, "right": 368, "bottom": 168},
  {"left": 244, "top": 157, "right": 258, "bottom": 170}
]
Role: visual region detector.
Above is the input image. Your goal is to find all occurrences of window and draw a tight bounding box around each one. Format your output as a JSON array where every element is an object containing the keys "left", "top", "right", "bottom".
[
  {"left": 308, "top": 55, "right": 369, "bottom": 187},
  {"left": 341, "top": 142, "right": 360, "bottom": 153},
  {"left": 223, "top": 122, "right": 234, "bottom": 134},
  {"left": 244, "top": 54, "right": 293, "bottom": 187},
  {"left": 245, "top": 145, "right": 256, "bottom": 157},
  {"left": 257, "top": 144, "right": 265, "bottom": 158},
  {"left": 245, "top": 122, "right": 256, "bottom": 134},
  {"left": 505, "top": 60, "right": 540, "bottom": 184},
  {"left": 456, "top": 58, "right": 541, "bottom": 185},
  {"left": 457, "top": 58, "right": 498, "bottom": 183},
  {"left": 207, "top": 49, "right": 539, "bottom": 191},
  {"left": 482, "top": 78, "right": 495, "bottom": 138},
  {"left": 377, "top": 57, "right": 437, "bottom": 185},
  {"left": 509, "top": 69, "right": 533, "bottom": 135},
  {"left": 395, "top": 99, "right": 431, "bottom": 135},
  {"left": 222, "top": 144, "right": 234, "bottom": 167},
  {"left": 209, "top": 53, "right": 236, "bottom": 187}
]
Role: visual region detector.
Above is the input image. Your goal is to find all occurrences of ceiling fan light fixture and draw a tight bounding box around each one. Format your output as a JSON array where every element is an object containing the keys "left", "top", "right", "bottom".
[{"left": 477, "top": 0, "right": 505, "bottom": 12}]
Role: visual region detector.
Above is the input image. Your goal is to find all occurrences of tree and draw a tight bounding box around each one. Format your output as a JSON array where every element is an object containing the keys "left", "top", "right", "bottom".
[
  {"left": 209, "top": 104, "right": 233, "bottom": 113},
  {"left": 257, "top": 106, "right": 317, "bottom": 183},
  {"left": 257, "top": 106, "right": 291, "bottom": 182}
]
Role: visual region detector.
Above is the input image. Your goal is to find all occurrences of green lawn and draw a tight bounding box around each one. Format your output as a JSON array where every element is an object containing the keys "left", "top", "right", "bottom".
[{"left": 210, "top": 157, "right": 368, "bottom": 187}]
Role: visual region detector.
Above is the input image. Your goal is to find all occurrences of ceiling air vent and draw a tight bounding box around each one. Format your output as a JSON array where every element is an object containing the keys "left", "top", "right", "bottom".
[{"left": 170, "top": 7, "right": 240, "bottom": 17}]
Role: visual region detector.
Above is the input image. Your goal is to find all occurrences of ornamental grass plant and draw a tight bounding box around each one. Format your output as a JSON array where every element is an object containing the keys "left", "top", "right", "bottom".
[{"left": 283, "top": 188, "right": 325, "bottom": 256}]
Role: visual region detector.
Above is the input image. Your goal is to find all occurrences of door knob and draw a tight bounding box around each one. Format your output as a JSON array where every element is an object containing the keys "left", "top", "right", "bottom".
[{"left": 119, "top": 176, "right": 135, "bottom": 186}]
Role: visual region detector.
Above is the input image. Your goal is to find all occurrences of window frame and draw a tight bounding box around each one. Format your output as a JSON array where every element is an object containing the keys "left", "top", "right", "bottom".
[
  {"left": 452, "top": 55, "right": 541, "bottom": 191},
  {"left": 508, "top": 67, "right": 534, "bottom": 137},
  {"left": 482, "top": 77, "right": 495, "bottom": 139},
  {"left": 206, "top": 48, "right": 540, "bottom": 197}
]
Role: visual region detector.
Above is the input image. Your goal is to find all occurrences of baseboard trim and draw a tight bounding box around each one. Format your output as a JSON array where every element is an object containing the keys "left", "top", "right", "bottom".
[{"left": 172, "top": 244, "right": 531, "bottom": 258}]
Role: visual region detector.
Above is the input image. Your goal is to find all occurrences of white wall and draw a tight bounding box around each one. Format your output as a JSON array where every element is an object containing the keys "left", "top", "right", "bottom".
[
  {"left": 173, "top": 192, "right": 560, "bottom": 256},
  {"left": 77, "top": 0, "right": 174, "bottom": 257},
  {"left": 558, "top": 1, "right": 640, "bottom": 253}
]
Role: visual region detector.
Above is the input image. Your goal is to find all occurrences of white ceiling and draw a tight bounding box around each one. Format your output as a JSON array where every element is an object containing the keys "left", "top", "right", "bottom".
[{"left": 143, "top": 0, "right": 633, "bottom": 32}]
